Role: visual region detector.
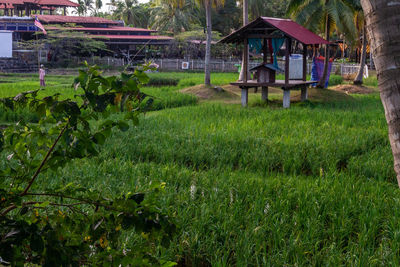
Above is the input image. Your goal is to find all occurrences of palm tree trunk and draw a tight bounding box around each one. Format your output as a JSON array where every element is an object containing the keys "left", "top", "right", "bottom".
[
  {"left": 317, "top": 14, "right": 330, "bottom": 88},
  {"left": 204, "top": 0, "right": 212, "bottom": 86},
  {"left": 239, "top": 0, "right": 249, "bottom": 81},
  {"left": 361, "top": 0, "right": 400, "bottom": 186},
  {"left": 354, "top": 25, "right": 367, "bottom": 85}
]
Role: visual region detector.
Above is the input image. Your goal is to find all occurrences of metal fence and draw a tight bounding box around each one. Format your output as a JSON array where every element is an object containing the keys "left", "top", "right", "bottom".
[
  {"left": 152, "top": 59, "right": 362, "bottom": 76},
  {"left": 0, "top": 55, "right": 364, "bottom": 75},
  {"left": 41, "top": 56, "right": 365, "bottom": 75}
]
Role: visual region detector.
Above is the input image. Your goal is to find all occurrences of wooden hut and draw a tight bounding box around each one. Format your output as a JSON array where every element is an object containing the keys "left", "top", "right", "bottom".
[{"left": 219, "top": 17, "right": 330, "bottom": 108}]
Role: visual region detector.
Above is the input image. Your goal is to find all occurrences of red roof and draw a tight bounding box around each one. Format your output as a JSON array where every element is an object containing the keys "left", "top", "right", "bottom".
[
  {"left": 34, "top": 15, "right": 118, "bottom": 25},
  {"left": 0, "top": 0, "right": 23, "bottom": 4},
  {"left": 262, "top": 17, "right": 329, "bottom": 45},
  {"left": 45, "top": 26, "right": 156, "bottom": 33},
  {"left": 93, "top": 35, "right": 173, "bottom": 40},
  {"left": 0, "top": 3, "right": 14, "bottom": 8},
  {"left": 219, "top": 17, "right": 329, "bottom": 45},
  {"left": 0, "top": 0, "right": 78, "bottom": 6},
  {"left": 37, "top": 0, "right": 79, "bottom": 7}
]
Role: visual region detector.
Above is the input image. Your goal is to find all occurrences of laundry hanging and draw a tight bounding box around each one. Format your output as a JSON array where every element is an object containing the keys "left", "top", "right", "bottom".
[
  {"left": 248, "top": 38, "right": 262, "bottom": 54},
  {"left": 271, "top": 38, "right": 285, "bottom": 69}
]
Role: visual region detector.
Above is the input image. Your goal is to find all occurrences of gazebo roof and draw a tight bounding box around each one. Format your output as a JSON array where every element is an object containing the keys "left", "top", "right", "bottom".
[{"left": 219, "top": 17, "right": 329, "bottom": 45}]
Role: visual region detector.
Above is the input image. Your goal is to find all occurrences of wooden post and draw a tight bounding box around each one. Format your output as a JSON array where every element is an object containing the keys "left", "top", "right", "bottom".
[
  {"left": 241, "top": 87, "right": 248, "bottom": 107},
  {"left": 262, "top": 87, "right": 268, "bottom": 102},
  {"left": 283, "top": 89, "right": 290, "bottom": 108},
  {"left": 63, "top": 7, "right": 66, "bottom": 16},
  {"left": 301, "top": 86, "right": 308, "bottom": 102},
  {"left": 303, "top": 44, "right": 307, "bottom": 81},
  {"left": 285, "top": 38, "right": 290, "bottom": 86},
  {"left": 243, "top": 38, "right": 249, "bottom": 82}
]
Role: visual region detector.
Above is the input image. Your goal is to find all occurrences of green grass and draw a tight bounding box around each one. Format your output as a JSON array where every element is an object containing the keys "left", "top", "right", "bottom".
[{"left": 2, "top": 71, "right": 394, "bottom": 265}]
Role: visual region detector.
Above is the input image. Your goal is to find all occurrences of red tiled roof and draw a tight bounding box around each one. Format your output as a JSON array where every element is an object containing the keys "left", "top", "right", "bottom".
[
  {"left": 93, "top": 35, "right": 173, "bottom": 40},
  {"left": 37, "top": 0, "right": 79, "bottom": 7},
  {"left": 34, "top": 15, "right": 118, "bottom": 25},
  {"left": 0, "top": 3, "right": 15, "bottom": 8},
  {"left": 219, "top": 17, "right": 329, "bottom": 45},
  {"left": 0, "top": 0, "right": 78, "bottom": 6},
  {"left": 0, "top": 0, "right": 23, "bottom": 4},
  {"left": 45, "top": 26, "right": 156, "bottom": 33}
]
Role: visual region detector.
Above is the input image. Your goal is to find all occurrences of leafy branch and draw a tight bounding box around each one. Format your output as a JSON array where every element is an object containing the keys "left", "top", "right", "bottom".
[{"left": 0, "top": 63, "right": 176, "bottom": 266}]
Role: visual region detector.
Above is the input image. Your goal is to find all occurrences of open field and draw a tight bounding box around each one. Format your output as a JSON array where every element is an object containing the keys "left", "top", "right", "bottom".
[{"left": 2, "top": 71, "right": 397, "bottom": 265}]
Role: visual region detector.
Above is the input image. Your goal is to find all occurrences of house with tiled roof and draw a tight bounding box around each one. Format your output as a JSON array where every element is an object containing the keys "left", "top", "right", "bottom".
[{"left": 0, "top": 1, "right": 172, "bottom": 60}]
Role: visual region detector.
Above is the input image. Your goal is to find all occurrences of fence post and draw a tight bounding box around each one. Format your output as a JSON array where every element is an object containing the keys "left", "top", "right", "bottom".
[
  {"left": 222, "top": 61, "right": 225, "bottom": 72},
  {"left": 177, "top": 59, "right": 179, "bottom": 70}
]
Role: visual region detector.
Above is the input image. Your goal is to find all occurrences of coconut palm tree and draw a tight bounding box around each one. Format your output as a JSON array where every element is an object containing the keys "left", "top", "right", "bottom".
[
  {"left": 351, "top": 1, "right": 367, "bottom": 85},
  {"left": 75, "top": 0, "right": 94, "bottom": 15},
  {"left": 360, "top": 0, "right": 400, "bottom": 186},
  {"left": 238, "top": 0, "right": 249, "bottom": 81},
  {"left": 248, "top": 0, "right": 290, "bottom": 20},
  {"left": 195, "top": 0, "right": 225, "bottom": 85},
  {"left": 288, "top": 0, "right": 357, "bottom": 88},
  {"left": 110, "top": 0, "right": 147, "bottom": 27},
  {"left": 94, "top": 0, "right": 103, "bottom": 15},
  {"left": 150, "top": 0, "right": 196, "bottom": 34}
]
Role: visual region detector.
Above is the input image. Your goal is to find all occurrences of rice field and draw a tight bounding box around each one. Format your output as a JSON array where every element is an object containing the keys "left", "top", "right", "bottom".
[{"left": 2, "top": 71, "right": 397, "bottom": 266}]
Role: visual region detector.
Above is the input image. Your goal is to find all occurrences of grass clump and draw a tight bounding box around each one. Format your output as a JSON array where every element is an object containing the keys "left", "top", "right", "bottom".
[
  {"left": 363, "top": 76, "right": 378, "bottom": 87},
  {"left": 328, "top": 75, "right": 344, "bottom": 86},
  {"left": 146, "top": 76, "right": 180, "bottom": 87}
]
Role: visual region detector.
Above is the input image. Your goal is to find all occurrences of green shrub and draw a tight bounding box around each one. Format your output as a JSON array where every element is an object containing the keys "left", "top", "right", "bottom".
[
  {"left": 363, "top": 76, "right": 378, "bottom": 87},
  {"left": 146, "top": 76, "right": 180, "bottom": 87},
  {"left": 0, "top": 107, "right": 39, "bottom": 123},
  {"left": 328, "top": 75, "right": 343, "bottom": 86}
]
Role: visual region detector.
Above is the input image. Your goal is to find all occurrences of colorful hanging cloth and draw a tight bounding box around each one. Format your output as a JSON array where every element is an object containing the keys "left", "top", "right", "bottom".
[
  {"left": 272, "top": 38, "right": 285, "bottom": 68},
  {"left": 248, "top": 38, "right": 263, "bottom": 54}
]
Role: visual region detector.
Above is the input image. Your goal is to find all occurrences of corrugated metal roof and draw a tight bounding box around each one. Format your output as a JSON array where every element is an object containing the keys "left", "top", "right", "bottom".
[
  {"left": 45, "top": 26, "right": 156, "bottom": 33},
  {"left": 34, "top": 15, "right": 119, "bottom": 25},
  {"left": 219, "top": 17, "right": 329, "bottom": 45},
  {"left": 93, "top": 34, "right": 173, "bottom": 40},
  {"left": 262, "top": 17, "right": 329, "bottom": 45}
]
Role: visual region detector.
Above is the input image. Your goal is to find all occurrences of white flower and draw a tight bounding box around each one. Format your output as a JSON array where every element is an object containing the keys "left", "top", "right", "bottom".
[{"left": 190, "top": 184, "right": 197, "bottom": 199}]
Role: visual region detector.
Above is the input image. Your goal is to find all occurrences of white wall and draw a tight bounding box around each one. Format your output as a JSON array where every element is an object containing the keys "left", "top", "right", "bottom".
[{"left": 0, "top": 31, "right": 13, "bottom": 58}]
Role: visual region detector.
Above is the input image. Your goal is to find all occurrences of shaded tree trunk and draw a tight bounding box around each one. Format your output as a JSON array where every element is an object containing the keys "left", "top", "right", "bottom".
[
  {"left": 317, "top": 14, "right": 330, "bottom": 88},
  {"left": 239, "top": 0, "right": 249, "bottom": 81},
  {"left": 361, "top": 0, "right": 400, "bottom": 186},
  {"left": 204, "top": 0, "right": 212, "bottom": 86},
  {"left": 354, "top": 25, "right": 367, "bottom": 85}
]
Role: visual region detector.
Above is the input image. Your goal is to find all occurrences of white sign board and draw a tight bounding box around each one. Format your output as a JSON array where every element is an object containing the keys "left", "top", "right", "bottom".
[{"left": 0, "top": 31, "right": 13, "bottom": 58}]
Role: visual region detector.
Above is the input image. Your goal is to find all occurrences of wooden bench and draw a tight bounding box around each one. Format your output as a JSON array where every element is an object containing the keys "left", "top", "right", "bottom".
[{"left": 231, "top": 80, "right": 314, "bottom": 108}]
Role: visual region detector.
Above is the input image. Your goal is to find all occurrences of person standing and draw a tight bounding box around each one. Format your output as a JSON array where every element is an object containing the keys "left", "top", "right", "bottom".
[{"left": 39, "top": 64, "right": 46, "bottom": 87}]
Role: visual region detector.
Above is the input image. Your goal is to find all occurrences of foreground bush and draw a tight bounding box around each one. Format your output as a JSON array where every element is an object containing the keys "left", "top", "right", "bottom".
[{"left": 0, "top": 63, "right": 175, "bottom": 266}]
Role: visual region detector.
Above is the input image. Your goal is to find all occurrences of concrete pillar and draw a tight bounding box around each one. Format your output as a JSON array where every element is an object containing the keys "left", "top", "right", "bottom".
[
  {"left": 283, "top": 90, "right": 290, "bottom": 108},
  {"left": 261, "top": 86, "right": 268, "bottom": 102},
  {"left": 241, "top": 88, "right": 248, "bottom": 107},
  {"left": 301, "top": 87, "right": 308, "bottom": 102}
]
